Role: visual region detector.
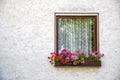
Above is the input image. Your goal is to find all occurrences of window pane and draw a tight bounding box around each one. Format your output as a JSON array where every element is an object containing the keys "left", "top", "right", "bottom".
[{"left": 58, "top": 18, "right": 94, "bottom": 56}]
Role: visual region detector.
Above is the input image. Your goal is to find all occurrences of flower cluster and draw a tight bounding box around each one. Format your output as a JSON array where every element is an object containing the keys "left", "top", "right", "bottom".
[{"left": 48, "top": 49, "right": 104, "bottom": 65}]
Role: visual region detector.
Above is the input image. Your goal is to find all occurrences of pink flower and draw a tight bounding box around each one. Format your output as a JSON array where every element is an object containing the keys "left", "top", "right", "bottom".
[
  {"left": 71, "top": 54, "right": 78, "bottom": 61},
  {"left": 76, "top": 48, "right": 84, "bottom": 54},
  {"left": 90, "top": 50, "right": 93, "bottom": 54},
  {"left": 60, "top": 49, "right": 67, "bottom": 54},
  {"left": 73, "top": 61, "right": 77, "bottom": 65},
  {"left": 66, "top": 50, "right": 71, "bottom": 57},
  {"left": 65, "top": 57, "right": 70, "bottom": 62},
  {"left": 61, "top": 59, "right": 65, "bottom": 64},
  {"left": 90, "top": 50, "right": 104, "bottom": 58},
  {"left": 102, "top": 54, "right": 104, "bottom": 57},
  {"left": 59, "top": 49, "right": 71, "bottom": 57},
  {"left": 81, "top": 58, "right": 84, "bottom": 61},
  {"left": 97, "top": 52, "right": 104, "bottom": 58},
  {"left": 93, "top": 51, "right": 98, "bottom": 56},
  {"left": 90, "top": 50, "right": 97, "bottom": 56},
  {"left": 81, "top": 58, "right": 85, "bottom": 64},
  {"left": 81, "top": 60, "right": 85, "bottom": 64}
]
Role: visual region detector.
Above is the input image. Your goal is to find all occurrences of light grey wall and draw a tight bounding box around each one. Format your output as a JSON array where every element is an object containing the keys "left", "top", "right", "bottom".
[{"left": 0, "top": 0, "right": 120, "bottom": 80}]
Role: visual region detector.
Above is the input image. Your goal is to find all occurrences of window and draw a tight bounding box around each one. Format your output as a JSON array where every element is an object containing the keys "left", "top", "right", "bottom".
[{"left": 55, "top": 13, "right": 99, "bottom": 56}]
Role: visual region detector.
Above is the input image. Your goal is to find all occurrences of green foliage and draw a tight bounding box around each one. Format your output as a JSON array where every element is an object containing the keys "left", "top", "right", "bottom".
[
  {"left": 77, "top": 53, "right": 86, "bottom": 60},
  {"left": 75, "top": 59, "right": 81, "bottom": 63},
  {"left": 54, "top": 58, "right": 61, "bottom": 62},
  {"left": 61, "top": 55, "right": 66, "bottom": 59},
  {"left": 87, "top": 55, "right": 100, "bottom": 61}
]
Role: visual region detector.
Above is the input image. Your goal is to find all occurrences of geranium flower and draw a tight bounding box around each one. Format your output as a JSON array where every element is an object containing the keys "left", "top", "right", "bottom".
[
  {"left": 81, "top": 58, "right": 84, "bottom": 61},
  {"left": 65, "top": 56, "right": 70, "bottom": 62},
  {"left": 92, "top": 51, "right": 98, "bottom": 56},
  {"left": 48, "top": 49, "right": 104, "bottom": 65},
  {"left": 73, "top": 61, "right": 77, "bottom": 65},
  {"left": 97, "top": 52, "right": 104, "bottom": 58},
  {"left": 81, "top": 60, "right": 85, "bottom": 64},
  {"left": 81, "top": 58, "right": 85, "bottom": 64},
  {"left": 66, "top": 51, "right": 71, "bottom": 57},
  {"left": 55, "top": 55, "right": 60, "bottom": 58},
  {"left": 90, "top": 50, "right": 104, "bottom": 58},
  {"left": 50, "top": 52, "right": 56, "bottom": 55},
  {"left": 61, "top": 59, "right": 65, "bottom": 64},
  {"left": 59, "top": 49, "right": 71, "bottom": 57},
  {"left": 71, "top": 54, "right": 78, "bottom": 61},
  {"left": 60, "top": 49, "right": 67, "bottom": 55}
]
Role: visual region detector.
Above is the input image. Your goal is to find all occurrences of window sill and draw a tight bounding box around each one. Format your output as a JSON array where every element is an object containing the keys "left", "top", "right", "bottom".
[{"left": 55, "top": 61, "right": 101, "bottom": 67}]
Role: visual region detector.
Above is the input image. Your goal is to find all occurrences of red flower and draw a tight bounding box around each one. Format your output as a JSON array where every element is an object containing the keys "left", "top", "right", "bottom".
[
  {"left": 55, "top": 55, "right": 60, "bottom": 58},
  {"left": 50, "top": 52, "right": 53, "bottom": 55},
  {"left": 50, "top": 52, "right": 56, "bottom": 55},
  {"left": 53, "top": 52, "right": 56, "bottom": 54}
]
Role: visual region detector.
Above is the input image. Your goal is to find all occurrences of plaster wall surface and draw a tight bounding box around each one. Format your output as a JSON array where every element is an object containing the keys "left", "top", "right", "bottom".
[{"left": 0, "top": 0, "right": 120, "bottom": 80}]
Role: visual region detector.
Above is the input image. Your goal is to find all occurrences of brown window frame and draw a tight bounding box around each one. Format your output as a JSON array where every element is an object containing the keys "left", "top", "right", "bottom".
[{"left": 54, "top": 12, "right": 99, "bottom": 54}]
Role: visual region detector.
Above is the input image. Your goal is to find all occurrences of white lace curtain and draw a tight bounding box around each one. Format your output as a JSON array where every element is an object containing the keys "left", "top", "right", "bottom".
[{"left": 58, "top": 18, "right": 94, "bottom": 56}]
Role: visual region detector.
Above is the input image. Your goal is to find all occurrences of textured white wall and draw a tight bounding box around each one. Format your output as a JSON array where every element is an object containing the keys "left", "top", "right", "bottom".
[{"left": 0, "top": 0, "right": 120, "bottom": 80}]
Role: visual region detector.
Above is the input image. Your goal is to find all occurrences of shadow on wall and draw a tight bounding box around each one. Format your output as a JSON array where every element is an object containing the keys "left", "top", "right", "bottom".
[
  {"left": 114, "top": 0, "right": 120, "bottom": 8},
  {"left": 54, "top": 66, "right": 100, "bottom": 74},
  {"left": 113, "top": 0, "right": 120, "bottom": 17},
  {"left": 0, "top": 69, "right": 3, "bottom": 80},
  {"left": 53, "top": 66, "right": 101, "bottom": 79},
  {"left": 58, "top": 4, "right": 95, "bottom": 12},
  {"left": 0, "top": 0, "right": 7, "bottom": 9}
]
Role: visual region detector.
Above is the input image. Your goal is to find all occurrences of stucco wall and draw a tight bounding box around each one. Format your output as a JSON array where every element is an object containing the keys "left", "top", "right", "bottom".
[{"left": 0, "top": 0, "right": 120, "bottom": 80}]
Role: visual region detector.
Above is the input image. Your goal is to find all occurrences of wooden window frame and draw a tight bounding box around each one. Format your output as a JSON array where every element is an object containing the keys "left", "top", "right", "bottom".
[{"left": 54, "top": 12, "right": 100, "bottom": 66}]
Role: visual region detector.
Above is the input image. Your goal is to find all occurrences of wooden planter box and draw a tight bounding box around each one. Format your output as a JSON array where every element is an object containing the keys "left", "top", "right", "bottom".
[{"left": 55, "top": 61, "right": 101, "bottom": 66}]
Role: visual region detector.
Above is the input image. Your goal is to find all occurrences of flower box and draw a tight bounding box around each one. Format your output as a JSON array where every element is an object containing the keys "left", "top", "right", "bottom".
[
  {"left": 54, "top": 61, "right": 101, "bottom": 66},
  {"left": 48, "top": 49, "right": 104, "bottom": 66}
]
